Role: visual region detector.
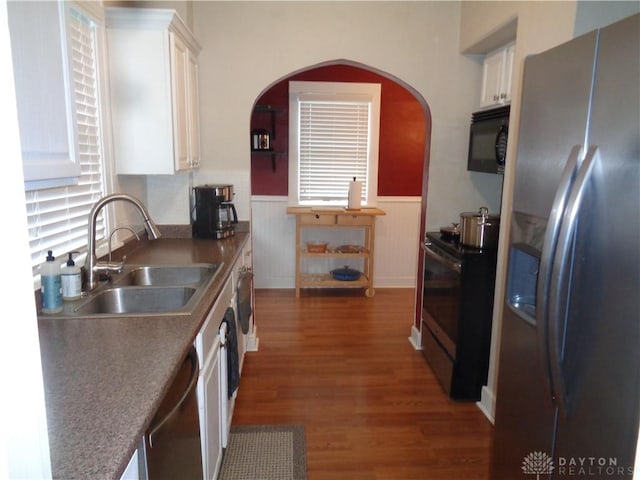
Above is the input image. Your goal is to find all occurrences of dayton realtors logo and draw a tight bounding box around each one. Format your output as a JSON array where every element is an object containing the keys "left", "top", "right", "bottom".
[
  {"left": 522, "top": 451, "right": 634, "bottom": 477},
  {"left": 522, "top": 451, "right": 555, "bottom": 479}
]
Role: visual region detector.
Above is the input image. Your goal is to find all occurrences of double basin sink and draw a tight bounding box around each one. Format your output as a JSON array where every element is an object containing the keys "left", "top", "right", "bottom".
[{"left": 68, "top": 263, "right": 221, "bottom": 317}]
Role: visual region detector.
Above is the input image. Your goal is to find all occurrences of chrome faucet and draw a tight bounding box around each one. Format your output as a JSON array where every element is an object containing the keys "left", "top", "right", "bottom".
[
  {"left": 85, "top": 194, "right": 162, "bottom": 291},
  {"left": 108, "top": 226, "right": 141, "bottom": 262}
]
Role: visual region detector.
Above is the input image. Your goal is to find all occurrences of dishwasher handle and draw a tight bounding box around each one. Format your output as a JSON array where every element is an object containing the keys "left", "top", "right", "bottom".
[{"left": 147, "top": 346, "right": 199, "bottom": 448}]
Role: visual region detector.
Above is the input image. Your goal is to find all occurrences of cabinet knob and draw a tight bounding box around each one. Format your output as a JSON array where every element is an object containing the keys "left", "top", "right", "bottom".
[
  {"left": 500, "top": 93, "right": 507, "bottom": 99},
  {"left": 493, "top": 94, "right": 499, "bottom": 101},
  {"left": 315, "top": 214, "right": 320, "bottom": 219}
]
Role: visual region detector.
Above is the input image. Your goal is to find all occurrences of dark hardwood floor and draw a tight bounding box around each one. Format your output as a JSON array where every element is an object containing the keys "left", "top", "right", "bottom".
[{"left": 232, "top": 288, "right": 493, "bottom": 480}]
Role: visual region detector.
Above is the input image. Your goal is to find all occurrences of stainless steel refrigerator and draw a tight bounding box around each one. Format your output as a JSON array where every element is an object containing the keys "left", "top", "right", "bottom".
[{"left": 491, "top": 13, "right": 639, "bottom": 479}]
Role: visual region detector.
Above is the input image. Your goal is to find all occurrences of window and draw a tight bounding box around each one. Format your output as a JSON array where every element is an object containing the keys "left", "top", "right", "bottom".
[
  {"left": 24, "top": 4, "right": 107, "bottom": 276},
  {"left": 289, "top": 81, "right": 381, "bottom": 206}
]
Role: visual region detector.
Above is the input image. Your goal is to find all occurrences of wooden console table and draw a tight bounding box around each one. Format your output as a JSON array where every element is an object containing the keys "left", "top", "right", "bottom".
[{"left": 287, "top": 207, "right": 386, "bottom": 297}]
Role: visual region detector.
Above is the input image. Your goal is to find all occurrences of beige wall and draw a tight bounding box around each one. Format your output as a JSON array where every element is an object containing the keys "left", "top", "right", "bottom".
[
  {"left": 574, "top": 1, "right": 640, "bottom": 36},
  {"left": 190, "top": 1, "right": 503, "bottom": 227},
  {"left": 460, "top": 0, "right": 578, "bottom": 421}
]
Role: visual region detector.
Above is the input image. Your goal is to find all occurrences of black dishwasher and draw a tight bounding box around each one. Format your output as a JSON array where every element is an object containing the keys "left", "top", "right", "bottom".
[{"left": 145, "top": 346, "right": 203, "bottom": 480}]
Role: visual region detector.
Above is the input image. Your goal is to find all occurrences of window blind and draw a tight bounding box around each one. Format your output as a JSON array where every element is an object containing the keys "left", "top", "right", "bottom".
[
  {"left": 298, "top": 101, "right": 370, "bottom": 203},
  {"left": 25, "top": 8, "right": 106, "bottom": 275}
]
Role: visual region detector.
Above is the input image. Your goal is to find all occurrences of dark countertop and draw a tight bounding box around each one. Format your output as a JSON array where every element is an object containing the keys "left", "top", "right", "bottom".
[{"left": 37, "top": 233, "right": 249, "bottom": 480}]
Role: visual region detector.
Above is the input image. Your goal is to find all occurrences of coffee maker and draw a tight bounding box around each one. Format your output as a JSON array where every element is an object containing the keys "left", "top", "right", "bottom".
[{"left": 192, "top": 184, "right": 238, "bottom": 239}]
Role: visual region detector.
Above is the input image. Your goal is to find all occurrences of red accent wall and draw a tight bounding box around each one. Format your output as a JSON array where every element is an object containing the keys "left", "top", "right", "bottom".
[{"left": 251, "top": 65, "right": 427, "bottom": 197}]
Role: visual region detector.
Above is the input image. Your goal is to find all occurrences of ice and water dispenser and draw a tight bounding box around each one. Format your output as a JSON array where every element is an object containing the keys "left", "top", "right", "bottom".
[
  {"left": 504, "top": 211, "right": 549, "bottom": 324},
  {"left": 506, "top": 245, "right": 540, "bottom": 324}
]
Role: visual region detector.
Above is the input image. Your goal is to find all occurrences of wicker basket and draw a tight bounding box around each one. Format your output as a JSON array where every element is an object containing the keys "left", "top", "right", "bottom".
[{"left": 306, "top": 241, "right": 328, "bottom": 253}]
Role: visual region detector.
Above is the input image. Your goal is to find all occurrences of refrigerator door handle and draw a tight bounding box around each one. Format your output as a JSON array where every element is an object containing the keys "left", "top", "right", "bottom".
[
  {"left": 147, "top": 346, "right": 200, "bottom": 448},
  {"left": 536, "top": 145, "right": 583, "bottom": 400},
  {"left": 548, "top": 145, "right": 599, "bottom": 417}
]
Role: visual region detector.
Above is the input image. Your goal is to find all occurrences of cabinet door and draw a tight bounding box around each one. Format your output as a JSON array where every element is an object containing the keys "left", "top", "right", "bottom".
[
  {"left": 480, "top": 48, "right": 505, "bottom": 108},
  {"left": 170, "top": 31, "right": 190, "bottom": 171},
  {"left": 119, "top": 441, "right": 143, "bottom": 480},
  {"left": 107, "top": 26, "right": 175, "bottom": 175},
  {"left": 187, "top": 50, "right": 201, "bottom": 168},
  {"left": 106, "top": 8, "right": 201, "bottom": 175},
  {"left": 8, "top": 1, "right": 80, "bottom": 186},
  {"left": 501, "top": 43, "right": 515, "bottom": 104},
  {"left": 199, "top": 350, "right": 222, "bottom": 480}
]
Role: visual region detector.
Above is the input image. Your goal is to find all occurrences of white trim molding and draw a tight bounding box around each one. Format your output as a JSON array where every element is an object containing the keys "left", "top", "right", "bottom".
[
  {"left": 476, "top": 386, "right": 496, "bottom": 424},
  {"left": 250, "top": 196, "right": 421, "bottom": 289},
  {"left": 408, "top": 324, "right": 422, "bottom": 350}
]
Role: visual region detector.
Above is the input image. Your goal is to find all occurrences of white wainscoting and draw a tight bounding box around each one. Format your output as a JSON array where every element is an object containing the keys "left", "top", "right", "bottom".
[{"left": 250, "top": 196, "right": 422, "bottom": 289}]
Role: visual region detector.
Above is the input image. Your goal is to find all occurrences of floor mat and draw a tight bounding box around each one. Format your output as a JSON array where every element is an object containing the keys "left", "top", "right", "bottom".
[{"left": 218, "top": 424, "right": 307, "bottom": 480}]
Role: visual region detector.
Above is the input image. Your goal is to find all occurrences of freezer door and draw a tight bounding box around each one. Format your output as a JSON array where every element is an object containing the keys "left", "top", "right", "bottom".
[
  {"left": 512, "top": 31, "right": 597, "bottom": 220},
  {"left": 491, "top": 301, "right": 558, "bottom": 479},
  {"left": 552, "top": 13, "right": 640, "bottom": 473}
]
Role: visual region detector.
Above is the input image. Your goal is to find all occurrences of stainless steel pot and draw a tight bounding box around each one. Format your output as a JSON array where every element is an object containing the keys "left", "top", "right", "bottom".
[{"left": 459, "top": 207, "right": 500, "bottom": 248}]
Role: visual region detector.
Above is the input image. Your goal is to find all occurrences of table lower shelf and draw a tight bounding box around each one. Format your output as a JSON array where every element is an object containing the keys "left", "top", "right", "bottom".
[{"left": 297, "top": 273, "right": 375, "bottom": 297}]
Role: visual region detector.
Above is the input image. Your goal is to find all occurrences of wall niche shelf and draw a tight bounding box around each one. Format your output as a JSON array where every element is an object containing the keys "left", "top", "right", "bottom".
[
  {"left": 251, "top": 104, "right": 285, "bottom": 172},
  {"left": 252, "top": 104, "right": 280, "bottom": 138}
]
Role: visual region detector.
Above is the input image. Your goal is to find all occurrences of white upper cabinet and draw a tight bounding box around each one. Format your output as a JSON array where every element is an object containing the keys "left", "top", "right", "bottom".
[
  {"left": 187, "top": 49, "right": 201, "bottom": 169},
  {"left": 105, "top": 8, "right": 202, "bottom": 175},
  {"left": 480, "top": 42, "right": 515, "bottom": 109},
  {"left": 8, "top": 1, "right": 81, "bottom": 189}
]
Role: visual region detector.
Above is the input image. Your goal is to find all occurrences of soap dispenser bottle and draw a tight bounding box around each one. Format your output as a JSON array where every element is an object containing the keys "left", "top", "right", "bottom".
[
  {"left": 61, "top": 252, "right": 82, "bottom": 301},
  {"left": 41, "top": 250, "right": 63, "bottom": 314}
]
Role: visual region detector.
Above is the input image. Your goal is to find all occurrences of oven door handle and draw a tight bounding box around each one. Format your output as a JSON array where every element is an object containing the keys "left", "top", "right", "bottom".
[{"left": 423, "top": 242, "right": 461, "bottom": 273}]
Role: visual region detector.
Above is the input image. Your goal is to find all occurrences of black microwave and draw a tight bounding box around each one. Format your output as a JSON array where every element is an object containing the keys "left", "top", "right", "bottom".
[{"left": 468, "top": 105, "right": 510, "bottom": 174}]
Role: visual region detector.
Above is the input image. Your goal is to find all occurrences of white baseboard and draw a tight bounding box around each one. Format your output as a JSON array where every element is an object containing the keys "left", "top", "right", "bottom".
[
  {"left": 410, "top": 322, "right": 494, "bottom": 423},
  {"left": 407, "top": 324, "right": 422, "bottom": 350},
  {"left": 255, "top": 276, "right": 295, "bottom": 289},
  {"left": 375, "top": 276, "right": 417, "bottom": 288},
  {"left": 251, "top": 197, "right": 421, "bottom": 290},
  {"left": 476, "top": 385, "right": 495, "bottom": 424}
]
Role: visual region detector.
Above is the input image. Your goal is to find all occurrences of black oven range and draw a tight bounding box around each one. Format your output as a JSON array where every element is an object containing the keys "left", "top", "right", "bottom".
[{"left": 420, "top": 231, "right": 498, "bottom": 401}]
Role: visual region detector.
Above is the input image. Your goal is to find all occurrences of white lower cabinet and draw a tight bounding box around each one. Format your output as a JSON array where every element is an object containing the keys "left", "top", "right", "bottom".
[
  {"left": 195, "top": 240, "right": 254, "bottom": 478},
  {"left": 119, "top": 449, "right": 138, "bottom": 480},
  {"left": 196, "top": 277, "right": 232, "bottom": 480},
  {"left": 198, "top": 340, "right": 222, "bottom": 480},
  {"left": 225, "top": 242, "right": 253, "bottom": 435},
  {"left": 119, "top": 439, "right": 145, "bottom": 480}
]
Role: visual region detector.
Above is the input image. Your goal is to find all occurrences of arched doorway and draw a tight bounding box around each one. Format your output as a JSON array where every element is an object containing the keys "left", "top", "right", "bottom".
[{"left": 249, "top": 60, "right": 431, "bottom": 331}]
